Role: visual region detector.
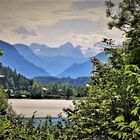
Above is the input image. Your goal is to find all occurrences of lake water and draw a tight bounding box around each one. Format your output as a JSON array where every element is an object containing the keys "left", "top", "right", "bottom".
[
  {"left": 24, "top": 117, "right": 67, "bottom": 128},
  {"left": 8, "top": 99, "right": 74, "bottom": 117}
]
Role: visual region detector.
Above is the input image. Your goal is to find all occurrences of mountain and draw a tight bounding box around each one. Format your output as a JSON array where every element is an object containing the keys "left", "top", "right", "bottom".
[
  {"left": 40, "top": 56, "right": 88, "bottom": 76},
  {"left": 59, "top": 60, "right": 92, "bottom": 78},
  {"left": 59, "top": 51, "right": 109, "bottom": 78},
  {"left": 29, "top": 42, "right": 84, "bottom": 58},
  {"left": 0, "top": 40, "right": 50, "bottom": 78},
  {"left": 13, "top": 44, "right": 47, "bottom": 71},
  {"left": 0, "top": 40, "right": 109, "bottom": 78},
  {"left": 14, "top": 43, "right": 87, "bottom": 76}
]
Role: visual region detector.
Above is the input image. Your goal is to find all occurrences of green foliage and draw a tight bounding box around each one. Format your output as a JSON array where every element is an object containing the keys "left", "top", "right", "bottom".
[
  {"left": 64, "top": 64, "right": 140, "bottom": 139},
  {"left": 63, "top": 0, "right": 140, "bottom": 139},
  {"left": 0, "top": 50, "right": 3, "bottom": 56},
  {"left": 34, "top": 76, "right": 90, "bottom": 87},
  {"left": 0, "top": 85, "right": 8, "bottom": 115},
  {"left": 0, "top": 63, "right": 85, "bottom": 99},
  {"left": 0, "top": 63, "right": 33, "bottom": 97},
  {"left": 0, "top": 114, "right": 63, "bottom": 140},
  {"left": 105, "top": 0, "right": 140, "bottom": 67},
  {"left": 30, "top": 82, "right": 43, "bottom": 98},
  {"left": 40, "top": 82, "right": 87, "bottom": 99}
]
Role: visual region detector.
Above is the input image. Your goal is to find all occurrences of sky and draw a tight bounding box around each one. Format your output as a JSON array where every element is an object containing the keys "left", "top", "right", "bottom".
[{"left": 0, "top": 0, "right": 123, "bottom": 53}]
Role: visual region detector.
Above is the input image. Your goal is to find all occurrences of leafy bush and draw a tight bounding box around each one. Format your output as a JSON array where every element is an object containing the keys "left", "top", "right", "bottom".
[
  {"left": 0, "top": 85, "right": 8, "bottom": 115},
  {"left": 65, "top": 64, "right": 140, "bottom": 139}
]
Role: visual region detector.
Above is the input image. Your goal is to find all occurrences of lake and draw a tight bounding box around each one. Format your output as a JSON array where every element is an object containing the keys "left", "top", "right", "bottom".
[
  {"left": 8, "top": 99, "right": 74, "bottom": 117},
  {"left": 23, "top": 117, "right": 67, "bottom": 128}
]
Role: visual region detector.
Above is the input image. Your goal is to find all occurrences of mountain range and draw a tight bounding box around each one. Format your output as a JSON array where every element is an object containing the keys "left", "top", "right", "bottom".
[
  {"left": 59, "top": 60, "right": 92, "bottom": 78},
  {"left": 59, "top": 52, "right": 107, "bottom": 78},
  {"left": 0, "top": 40, "right": 109, "bottom": 78},
  {"left": 29, "top": 42, "right": 84, "bottom": 58},
  {"left": 0, "top": 40, "right": 49, "bottom": 78},
  {"left": 14, "top": 43, "right": 88, "bottom": 75}
]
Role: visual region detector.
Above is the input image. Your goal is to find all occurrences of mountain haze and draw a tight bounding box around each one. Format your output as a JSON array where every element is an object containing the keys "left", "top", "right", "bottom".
[
  {"left": 14, "top": 43, "right": 87, "bottom": 76},
  {"left": 40, "top": 56, "right": 88, "bottom": 76},
  {"left": 0, "top": 40, "right": 50, "bottom": 78},
  {"left": 0, "top": 40, "right": 109, "bottom": 78},
  {"left": 59, "top": 60, "right": 92, "bottom": 78},
  {"left": 29, "top": 42, "right": 84, "bottom": 58},
  {"left": 13, "top": 44, "right": 47, "bottom": 71},
  {"left": 84, "top": 42, "right": 110, "bottom": 57},
  {"left": 59, "top": 51, "right": 109, "bottom": 78}
]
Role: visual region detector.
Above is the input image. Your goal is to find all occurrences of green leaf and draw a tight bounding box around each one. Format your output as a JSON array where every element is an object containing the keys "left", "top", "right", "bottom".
[
  {"left": 0, "top": 50, "right": 3, "bottom": 56},
  {"left": 126, "top": 85, "right": 131, "bottom": 92},
  {"left": 138, "top": 77, "right": 140, "bottom": 84},
  {"left": 71, "top": 114, "right": 77, "bottom": 119},
  {"left": 131, "top": 107, "right": 139, "bottom": 116},
  {"left": 49, "top": 135, "right": 54, "bottom": 140},
  {"left": 124, "top": 70, "right": 132, "bottom": 75},
  {"left": 118, "top": 133, "right": 122, "bottom": 139},
  {"left": 129, "top": 121, "right": 137, "bottom": 129},
  {"left": 114, "top": 115, "right": 124, "bottom": 123},
  {"left": 124, "top": 65, "right": 130, "bottom": 70}
]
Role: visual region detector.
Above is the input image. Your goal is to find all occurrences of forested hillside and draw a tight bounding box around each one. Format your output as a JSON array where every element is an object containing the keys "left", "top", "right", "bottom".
[
  {"left": 0, "top": 63, "right": 87, "bottom": 99},
  {"left": 34, "top": 76, "right": 89, "bottom": 86},
  {"left": 0, "top": 63, "right": 32, "bottom": 92}
]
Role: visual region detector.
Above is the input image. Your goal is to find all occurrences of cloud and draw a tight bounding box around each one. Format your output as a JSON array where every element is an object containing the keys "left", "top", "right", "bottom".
[
  {"left": 38, "top": 19, "right": 105, "bottom": 35},
  {"left": 0, "top": 30, "right": 2, "bottom": 34},
  {"left": 72, "top": 0, "right": 105, "bottom": 11},
  {"left": 72, "top": 0, "right": 119, "bottom": 11},
  {"left": 45, "top": 32, "right": 107, "bottom": 51},
  {"left": 13, "top": 26, "right": 37, "bottom": 38},
  {"left": 0, "top": 0, "right": 123, "bottom": 54}
]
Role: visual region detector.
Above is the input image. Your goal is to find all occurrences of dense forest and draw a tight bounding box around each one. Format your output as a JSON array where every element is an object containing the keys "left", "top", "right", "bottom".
[
  {"left": 0, "top": 63, "right": 87, "bottom": 99},
  {"left": 34, "top": 76, "right": 89, "bottom": 86},
  {"left": 0, "top": 0, "right": 140, "bottom": 139}
]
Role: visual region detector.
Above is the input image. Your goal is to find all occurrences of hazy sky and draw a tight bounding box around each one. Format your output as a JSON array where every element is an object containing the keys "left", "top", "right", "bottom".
[{"left": 0, "top": 0, "right": 123, "bottom": 52}]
